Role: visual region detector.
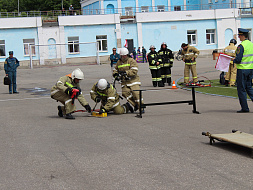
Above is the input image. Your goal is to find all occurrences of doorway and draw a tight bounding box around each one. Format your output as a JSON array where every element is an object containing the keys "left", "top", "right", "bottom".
[{"left": 126, "top": 39, "right": 134, "bottom": 54}]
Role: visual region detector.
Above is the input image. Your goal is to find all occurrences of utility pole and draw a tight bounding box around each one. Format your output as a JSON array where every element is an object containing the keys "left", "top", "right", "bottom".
[
  {"left": 62, "top": 0, "right": 63, "bottom": 10},
  {"left": 18, "top": 0, "right": 19, "bottom": 13}
]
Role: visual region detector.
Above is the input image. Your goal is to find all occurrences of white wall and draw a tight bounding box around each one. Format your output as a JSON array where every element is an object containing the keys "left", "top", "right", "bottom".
[
  {"left": 58, "top": 14, "right": 121, "bottom": 26},
  {"left": 0, "top": 17, "right": 41, "bottom": 29}
]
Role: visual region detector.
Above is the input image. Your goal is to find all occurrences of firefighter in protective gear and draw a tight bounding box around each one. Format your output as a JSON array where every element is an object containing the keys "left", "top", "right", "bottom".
[
  {"left": 113, "top": 48, "right": 144, "bottom": 112},
  {"left": 223, "top": 39, "right": 237, "bottom": 86},
  {"left": 181, "top": 43, "right": 200, "bottom": 83},
  {"left": 90, "top": 79, "right": 133, "bottom": 114},
  {"left": 51, "top": 68, "right": 91, "bottom": 119},
  {"left": 157, "top": 42, "right": 174, "bottom": 86},
  {"left": 147, "top": 45, "right": 163, "bottom": 87}
]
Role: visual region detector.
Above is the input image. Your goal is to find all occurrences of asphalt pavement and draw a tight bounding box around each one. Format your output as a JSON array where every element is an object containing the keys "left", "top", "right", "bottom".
[{"left": 0, "top": 57, "right": 253, "bottom": 190}]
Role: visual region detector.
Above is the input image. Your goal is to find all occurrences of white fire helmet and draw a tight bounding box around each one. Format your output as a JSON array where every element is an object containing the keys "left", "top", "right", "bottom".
[
  {"left": 97, "top": 79, "right": 108, "bottom": 90},
  {"left": 120, "top": 48, "right": 129, "bottom": 56},
  {"left": 72, "top": 68, "right": 84, "bottom": 80},
  {"left": 150, "top": 45, "right": 156, "bottom": 50}
]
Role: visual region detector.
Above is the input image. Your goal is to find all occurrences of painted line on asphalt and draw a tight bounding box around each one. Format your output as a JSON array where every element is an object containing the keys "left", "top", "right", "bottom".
[{"left": 0, "top": 93, "right": 91, "bottom": 102}]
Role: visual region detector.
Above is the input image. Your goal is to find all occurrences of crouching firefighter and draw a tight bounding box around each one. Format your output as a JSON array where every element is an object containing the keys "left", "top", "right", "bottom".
[
  {"left": 113, "top": 48, "right": 144, "bottom": 113},
  {"left": 90, "top": 79, "right": 134, "bottom": 114},
  {"left": 51, "top": 68, "right": 91, "bottom": 119},
  {"left": 147, "top": 45, "right": 163, "bottom": 87}
]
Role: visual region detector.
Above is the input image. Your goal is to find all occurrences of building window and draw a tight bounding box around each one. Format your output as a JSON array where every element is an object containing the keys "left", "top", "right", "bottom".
[
  {"left": 96, "top": 35, "right": 107, "bottom": 52},
  {"left": 0, "top": 40, "right": 5, "bottom": 57},
  {"left": 206, "top": 29, "right": 216, "bottom": 44},
  {"left": 23, "top": 39, "right": 35, "bottom": 56},
  {"left": 187, "top": 30, "right": 197, "bottom": 45},
  {"left": 174, "top": 6, "right": 181, "bottom": 11},
  {"left": 125, "top": 7, "right": 133, "bottom": 16},
  {"left": 68, "top": 37, "right": 79, "bottom": 54},
  {"left": 247, "top": 28, "right": 252, "bottom": 41},
  {"left": 157, "top": 5, "right": 165, "bottom": 12},
  {"left": 141, "top": 6, "right": 149, "bottom": 12}
]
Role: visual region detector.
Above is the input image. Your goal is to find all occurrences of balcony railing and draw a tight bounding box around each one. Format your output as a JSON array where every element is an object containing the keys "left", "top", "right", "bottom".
[{"left": 0, "top": 3, "right": 252, "bottom": 19}]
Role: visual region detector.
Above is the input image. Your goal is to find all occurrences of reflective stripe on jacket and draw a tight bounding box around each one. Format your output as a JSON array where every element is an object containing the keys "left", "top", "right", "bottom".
[
  {"left": 90, "top": 82, "right": 120, "bottom": 111},
  {"left": 157, "top": 49, "right": 174, "bottom": 67},
  {"left": 181, "top": 45, "right": 200, "bottom": 63},
  {"left": 147, "top": 51, "right": 160, "bottom": 70},
  {"left": 51, "top": 74, "right": 88, "bottom": 106},
  {"left": 113, "top": 57, "right": 141, "bottom": 87},
  {"left": 237, "top": 40, "right": 253, "bottom": 69}
]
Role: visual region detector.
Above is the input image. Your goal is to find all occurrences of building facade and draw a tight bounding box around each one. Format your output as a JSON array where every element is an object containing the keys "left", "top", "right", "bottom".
[{"left": 0, "top": 2, "right": 252, "bottom": 66}]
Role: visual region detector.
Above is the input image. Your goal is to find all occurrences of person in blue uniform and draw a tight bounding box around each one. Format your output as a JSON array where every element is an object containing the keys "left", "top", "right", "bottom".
[
  {"left": 4, "top": 51, "right": 19, "bottom": 94},
  {"left": 132, "top": 47, "right": 137, "bottom": 60},
  {"left": 232, "top": 28, "right": 253, "bottom": 113},
  {"left": 110, "top": 47, "right": 120, "bottom": 68}
]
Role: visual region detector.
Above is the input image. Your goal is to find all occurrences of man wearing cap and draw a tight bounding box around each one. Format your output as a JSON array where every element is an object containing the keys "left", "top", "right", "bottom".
[
  {"left": 232, "top": 28, "right": 253, "bottom": 113},
  {"left": 4, "top": 51, "right": 19, "bottom": 94},
  {"left": 181, "top": 43, "right": 200, "bottom": 84}
]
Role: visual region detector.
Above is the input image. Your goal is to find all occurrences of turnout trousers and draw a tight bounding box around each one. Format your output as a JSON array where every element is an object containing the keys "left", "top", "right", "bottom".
[
  {"left": 150, "top": 69, "right": 163, "bottom": 87},
  {"left": 51, "top": 91, "right": 75, "bottom": 115},
  {"left": 101, "top": 101, "right": 126, "bottom": 114},
  {"left": 236, "top": 69, "right": 253, "bottom": 112},
  {"left": 122, "top": 84, "right": 143, "bottom": 109},
  {"left": 161, "top": 67, "right": 171, "bottom": 84},
  {"left": 225, "top": 63, "right": 237, "bottom": 86},
  {"left": 184, "top": 64, "right": 197, "bottom": 83}
]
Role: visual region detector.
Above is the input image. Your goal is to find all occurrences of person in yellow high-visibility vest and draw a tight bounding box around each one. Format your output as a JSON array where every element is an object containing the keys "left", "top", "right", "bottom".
[{"left": 232, "top": 28, "right": 253, "bottom": 113}]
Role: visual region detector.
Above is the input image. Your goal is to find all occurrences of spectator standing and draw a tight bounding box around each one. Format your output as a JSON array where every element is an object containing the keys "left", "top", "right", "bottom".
[
  {"left": 4, "top": 51, "right": 19, "bottom": 94},
  {"left": 142, "top": 46, "right": 147, "bottom": 63},
  {"left": 69, "top": 5, "right": 74, "bottom": 15},
  {"left": 232, "top": 28, "right": 253, "bottom": 113},
  {"left": 137, "top": 47, "right": 141, "bottom": 54},
  {"left": 110, "top": 47, "right": 120, "bottom": 69},
  {"left": 132, "top": 47, "right": 137, "bottom": 60}
]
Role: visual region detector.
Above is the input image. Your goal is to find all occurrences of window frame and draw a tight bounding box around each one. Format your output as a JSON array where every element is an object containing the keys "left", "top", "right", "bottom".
[
  {"left": 96, "top": 35, "right": 108, "bottom": 52},
  {"left": 125, "top": 7, "right": 133, "bottom": 16},
  {"left": 206, "top": 29, "right": 216, "bottom": 45},
  {"left": 0, "top": 40, "right": 6, "bottom": 58},
  {"left": 187, "top": 30, "right": 197, "bottom": 46},
  {"left": 157, "top": 5, "right": 165, "bottom": 12},
  {"left": 246, "top": 28, "right": 252, "bottom": 41},
  {"left": 141, "top": 6, "right": 149, "bottom": 13},
  {"left": 174, "top": 6, "right": 181, "bottom": 11},
  {"left": 23, "top": 39, "right": 36, "bottom": 56},
  {"left": 68, "top": 36, "right": 80, "bottom": 54}
]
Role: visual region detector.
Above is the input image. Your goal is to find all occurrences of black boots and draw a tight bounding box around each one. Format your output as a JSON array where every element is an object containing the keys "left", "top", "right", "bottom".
[
  {"left": 58, "top": 106, "right": 63, "bottom": 117},
  {"left": 65, "top": 113, "right": 75, "bottom": 119},
  {"left": 125, "top": 102, "right": 134, "bottom": 113}
]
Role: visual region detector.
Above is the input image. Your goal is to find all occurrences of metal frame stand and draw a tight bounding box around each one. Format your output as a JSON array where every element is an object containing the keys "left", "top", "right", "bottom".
[{"left": 136, "top": 86, "right": 200, "bottom": 118}]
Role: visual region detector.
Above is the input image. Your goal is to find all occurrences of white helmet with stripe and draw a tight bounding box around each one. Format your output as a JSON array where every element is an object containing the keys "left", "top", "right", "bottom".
[{"left": 72, "top": 68, "right": 84, "bottom": 80}]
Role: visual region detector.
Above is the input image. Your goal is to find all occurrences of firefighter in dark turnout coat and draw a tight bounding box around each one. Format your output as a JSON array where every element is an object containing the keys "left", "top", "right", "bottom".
[
  {"left": 147, "top": 45, "right": 163, "bottom": 87},
  {"left": 157, "top": 42, "right": 174, "bottom": 86}
]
